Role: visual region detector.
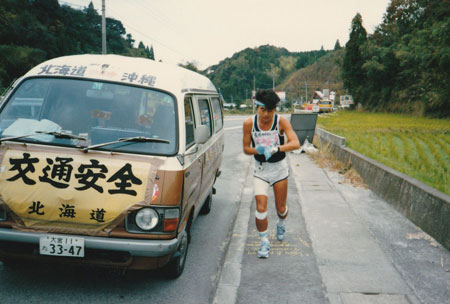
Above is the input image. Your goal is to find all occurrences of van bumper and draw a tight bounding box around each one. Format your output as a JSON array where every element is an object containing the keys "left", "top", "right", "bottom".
[{"left": 0, "top": 228, "right": 180, "bottom": 257}]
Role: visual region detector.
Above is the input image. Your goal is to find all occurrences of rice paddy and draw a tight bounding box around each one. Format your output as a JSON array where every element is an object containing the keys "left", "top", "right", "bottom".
[{"left": 316, "top": 111, "right": 450, "bottom": 195}]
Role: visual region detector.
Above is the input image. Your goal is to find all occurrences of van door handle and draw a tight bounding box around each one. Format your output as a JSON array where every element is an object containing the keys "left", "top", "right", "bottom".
[{"left": 185, "top": 171, "right": 190, "bottom": 178}]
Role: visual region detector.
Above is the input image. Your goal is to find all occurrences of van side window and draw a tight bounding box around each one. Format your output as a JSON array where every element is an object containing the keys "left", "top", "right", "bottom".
[
  {"left": 184, "top": 96, "right": 195, "bottom": 147},
  {"left": 198, "top": 98, "right": 212, "bottom": 137},
  {"left": 211, "top": 97, "right": 223, "bottom": 132}
]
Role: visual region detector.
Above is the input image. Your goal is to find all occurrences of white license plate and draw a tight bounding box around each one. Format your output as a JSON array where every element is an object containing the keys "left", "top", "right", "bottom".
[{"left": 39, "top": 235, "right": 85, "bottom": 257}]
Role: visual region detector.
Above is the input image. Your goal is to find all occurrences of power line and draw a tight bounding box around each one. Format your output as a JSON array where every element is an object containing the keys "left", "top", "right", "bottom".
[
  {"left": 119, "top": 21, "right": 188, "bottom": 59},
  {"left": 131, "top": 0, "right": 181, "bottom": 35},
  {"left": 58, "top": 0, "right": 192, "bottom": 62}
]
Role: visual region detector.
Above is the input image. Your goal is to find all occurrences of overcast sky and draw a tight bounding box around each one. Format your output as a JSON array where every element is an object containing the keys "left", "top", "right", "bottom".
[{"left": 59, "top": 0, "right": 392, "bottom": 69}]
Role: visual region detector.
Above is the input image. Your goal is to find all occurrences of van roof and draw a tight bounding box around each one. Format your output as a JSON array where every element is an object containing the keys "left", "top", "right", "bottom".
[{"left": 23, "top": 54, "right": 217, "bottom": 94}]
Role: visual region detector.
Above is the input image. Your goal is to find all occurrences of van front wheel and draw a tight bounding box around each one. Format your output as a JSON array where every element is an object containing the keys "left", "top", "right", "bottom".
[{"left": 164, "top": 232, "right": 189, "bottom": 279}]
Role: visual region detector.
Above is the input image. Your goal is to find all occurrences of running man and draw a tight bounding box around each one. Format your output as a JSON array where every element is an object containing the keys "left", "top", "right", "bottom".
[{"left": 242, "top": 89, "right": 300, "bottom": 258}]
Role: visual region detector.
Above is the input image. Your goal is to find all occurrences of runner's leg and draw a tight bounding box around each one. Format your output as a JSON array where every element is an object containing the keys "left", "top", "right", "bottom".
[
  {"left": 254, "top": 177, "right": 270, "bottom": 258},
  {"left": 273, "top": 178, "right": 288, "bottom": 241},
  {"left": 273, "top": 178, "right": 288, "bottom": 217},
  {"left": 255, "top": 195, "right": 268, "bottom": 233}
]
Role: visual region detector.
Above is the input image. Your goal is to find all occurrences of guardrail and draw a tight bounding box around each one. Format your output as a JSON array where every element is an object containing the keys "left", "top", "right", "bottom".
[{"left": 315, "top": 128, "right": 450, "bottom": 251}]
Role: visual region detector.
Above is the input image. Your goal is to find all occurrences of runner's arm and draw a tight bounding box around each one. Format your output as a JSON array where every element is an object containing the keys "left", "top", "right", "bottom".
[
  {"left": 278, "top": 116, "right": 300, "bottom": 152},
  {"left": 243, "top": 118, "right": 259, "bottom": 155}
]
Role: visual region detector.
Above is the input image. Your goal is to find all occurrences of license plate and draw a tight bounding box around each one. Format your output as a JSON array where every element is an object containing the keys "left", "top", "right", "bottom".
[{"left": 39, "top": 235, "right": 85, "bottom": 257}]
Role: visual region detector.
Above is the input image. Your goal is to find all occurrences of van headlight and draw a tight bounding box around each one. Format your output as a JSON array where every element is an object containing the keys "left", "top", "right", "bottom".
[{"left": 135, "top": 208, "right": 159, "bottom": 230}]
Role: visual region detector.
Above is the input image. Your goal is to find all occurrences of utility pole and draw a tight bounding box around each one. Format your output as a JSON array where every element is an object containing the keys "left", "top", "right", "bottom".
[
  {"left": 101, "top": 0, "right": 107, "bottom": 54},
  {"left": 253, "top": 76, "right": 256, "bottom": 114},
  {"left": 305, "top": 79, "right": 308, "bottom": 102}
]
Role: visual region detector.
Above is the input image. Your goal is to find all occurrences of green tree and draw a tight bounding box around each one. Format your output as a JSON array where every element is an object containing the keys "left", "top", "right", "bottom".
[
  {"left": 126, "top": 33, "right": 135, "bottom": 48},
  {"left": 178, "top": 61, "right": 199, "bottom": 72},
  {"left": 149, "top": 46, "right": 155, "bottom": 60},
  {"left": 339, "top": 0, "right": 450, "bottom": 117},
  {"left": 342, "top": 13, "right": 367, "bottom": 101},
  {"left": 0, "top": 45, "right": 46, "bottom": 89},
  {"left": 334, "top": 39, "right": 341, "bottom": 50}
]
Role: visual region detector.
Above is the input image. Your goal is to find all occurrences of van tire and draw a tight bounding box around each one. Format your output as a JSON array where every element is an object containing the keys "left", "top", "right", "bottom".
[
  {"left": 164, "top": 231, "right": 189, "bottom": 279},
  {"left": 199, "top": 189, "right": 212, "bottom": 215}
]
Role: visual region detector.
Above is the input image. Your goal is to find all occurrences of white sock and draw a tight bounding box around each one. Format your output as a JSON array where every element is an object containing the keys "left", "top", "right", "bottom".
[
  {"left": 259, "top": 230, "right": 269, "bottom": 243},
  {"left": 277, "top": 217, "right": 286, "bottom": 226}
]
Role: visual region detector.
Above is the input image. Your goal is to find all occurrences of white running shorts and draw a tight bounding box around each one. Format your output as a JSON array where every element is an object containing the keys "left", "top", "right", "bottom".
[{"left": 253, "top": 158, "right": 290, "bottom": 196}]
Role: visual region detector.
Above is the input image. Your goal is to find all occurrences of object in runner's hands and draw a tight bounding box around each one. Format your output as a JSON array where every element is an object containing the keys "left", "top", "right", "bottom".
[
  {"left": 263, "top": 146, "right": 279, "bottom": 160},
  {"left": 256, "top": 146, "right": 266, "bottom": 155}
]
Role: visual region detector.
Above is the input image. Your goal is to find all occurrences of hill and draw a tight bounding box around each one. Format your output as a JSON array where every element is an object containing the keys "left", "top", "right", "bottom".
[
  {"left": 278, "top": 49, "right": 344, "bottom": 102},
  {"left": 205, "top": 45, "right": 329, "bottom": 105}
]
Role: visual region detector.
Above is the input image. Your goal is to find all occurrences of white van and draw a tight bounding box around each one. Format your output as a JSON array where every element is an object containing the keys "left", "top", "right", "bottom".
[{"left": 0, "top": 54, "right": 224, "bottom": 278}]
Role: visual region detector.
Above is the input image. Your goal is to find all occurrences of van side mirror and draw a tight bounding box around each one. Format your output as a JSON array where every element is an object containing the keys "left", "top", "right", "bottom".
[{"left": 194, "top": 125, "right": 209, "bottom": 144}]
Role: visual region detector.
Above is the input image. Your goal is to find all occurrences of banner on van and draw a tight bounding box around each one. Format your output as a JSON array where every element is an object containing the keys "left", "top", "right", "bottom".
[
  {"left": 35, "top": 63, "right": 157, "bottom": 87},
  {"left": 0, "top": 145, "right": 163, "bottom": 235}
]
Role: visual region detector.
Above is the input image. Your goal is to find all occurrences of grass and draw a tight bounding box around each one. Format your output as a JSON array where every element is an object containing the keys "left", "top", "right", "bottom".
[{"left": 316, "top": 111, "right": 450, "bottom": 195}]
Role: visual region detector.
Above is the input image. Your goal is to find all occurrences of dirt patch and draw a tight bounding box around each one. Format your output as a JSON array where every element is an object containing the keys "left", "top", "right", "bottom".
[{"left": 309, "top": 138, "right": 367, "bottom": 189}]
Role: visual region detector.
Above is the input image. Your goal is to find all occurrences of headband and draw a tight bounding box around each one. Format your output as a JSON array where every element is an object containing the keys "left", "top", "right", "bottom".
[{"left": 255, "top": 100, "right": 265, "bottom": 107}]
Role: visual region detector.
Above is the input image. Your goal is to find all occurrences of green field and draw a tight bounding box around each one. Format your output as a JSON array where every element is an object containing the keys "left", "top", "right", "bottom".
[{"left": 317, "top": 111, "right": 450, "bottom": 195}]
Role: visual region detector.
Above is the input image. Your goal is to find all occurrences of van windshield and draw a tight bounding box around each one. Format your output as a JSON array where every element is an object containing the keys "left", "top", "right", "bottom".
[{"left": 0, "top": 78, "right": 177, "bottom": 155}]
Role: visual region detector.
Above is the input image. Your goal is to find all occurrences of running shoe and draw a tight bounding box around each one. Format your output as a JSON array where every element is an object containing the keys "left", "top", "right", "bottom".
[
  {"left": 257, "top": 239, "right": 270, "bottom": 258},
  {"left": 276, "top": 224, "right": 286, "bottom": 241}
]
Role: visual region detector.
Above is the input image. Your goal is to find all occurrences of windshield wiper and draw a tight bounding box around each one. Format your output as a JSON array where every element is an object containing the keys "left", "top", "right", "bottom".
[
  {"left": 0, "top": 131, "right": 86, "bottom": 145},
  {"left": 83, "top": 136, "right": 170, "bottom": 153},
  {"left": 35, "top": 131, "right": 87, "bottom": 140},
  {"left": 0, "top": 133, "right": 38, "bottom": 144}
]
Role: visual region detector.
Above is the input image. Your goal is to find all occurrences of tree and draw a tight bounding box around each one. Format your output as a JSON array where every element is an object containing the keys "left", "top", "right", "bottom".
[
  {"left": 149, "top": 45, "right": 155, "bottom": 60},
  {"left": 125, "top": 34, "right": 135, "bottom": 48},
  {"left": 178, "top": 61, "right": 199, "bottom": 72},
  {"left": 82, "top": 2, "right": 101, "bottom": 53},
  {"left": 0, "top": 45, "right": 46, "bottom": 89},
  {"left": 342, "top": 13, "right": 367, "bottom": 100},
  {"left": 334, "top": 39, "right": 341, "bottom": 50},
  {"left": 106, "top": 18, "right": 127, "bottom": 54},
  {"left": 319, "top": 45, "right": 326, "bottom": 55}
]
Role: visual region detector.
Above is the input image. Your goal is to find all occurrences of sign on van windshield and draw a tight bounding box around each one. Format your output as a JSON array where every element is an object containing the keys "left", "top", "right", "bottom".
[{"left": 0, "top": 78, "right": 177, "bottom": 155}]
